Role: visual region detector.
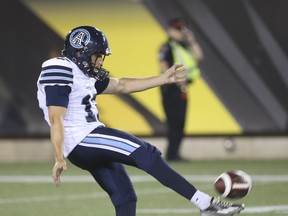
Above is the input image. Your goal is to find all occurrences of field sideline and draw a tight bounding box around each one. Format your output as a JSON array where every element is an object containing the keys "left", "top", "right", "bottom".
[{"left": 0, "top": 160, "right": 287, "bottom": 216}]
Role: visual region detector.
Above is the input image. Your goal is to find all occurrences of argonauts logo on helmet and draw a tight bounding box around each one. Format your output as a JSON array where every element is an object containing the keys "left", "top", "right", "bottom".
[{"left": 69, "top": 28, "right": 91, "bottom": 49}]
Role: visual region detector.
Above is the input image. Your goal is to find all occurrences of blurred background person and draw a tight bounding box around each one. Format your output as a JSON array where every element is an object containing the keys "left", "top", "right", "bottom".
[{"left": 158, "top": 18, "right": 204, "bottom": 162}]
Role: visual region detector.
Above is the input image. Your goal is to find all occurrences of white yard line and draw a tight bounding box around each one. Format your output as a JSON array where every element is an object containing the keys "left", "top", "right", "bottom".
[
  {"left": 0, "top": 187, "right": 288, "bottom": 214},
  {"left": 137, "top": 205, "right": 288, "bottom": 214},
  {"left": 1, "top": 174, "right": 288, "bottom": 214},
  {"left": 0, "top": 188, "right": 169, "bottom": 204},
  {"left": 0, "top": 174, "right": 288, "bottom": 183}
]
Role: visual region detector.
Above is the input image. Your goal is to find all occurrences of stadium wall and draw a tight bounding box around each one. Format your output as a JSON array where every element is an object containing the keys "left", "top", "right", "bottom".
[{"left": 0, "top": 137, "right": 287, "bottom": 162}]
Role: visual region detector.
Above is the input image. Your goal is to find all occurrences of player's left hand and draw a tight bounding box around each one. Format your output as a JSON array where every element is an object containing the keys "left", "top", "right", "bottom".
[
  {"left": 166, "top": 64, "right": 187, "bottom": 84},
  {"left": 52, "top": 159, "right": 67, "bottom": 187}
]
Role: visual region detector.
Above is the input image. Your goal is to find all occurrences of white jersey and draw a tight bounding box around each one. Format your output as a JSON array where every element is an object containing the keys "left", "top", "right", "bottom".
[{"left": 37, "top": 57, "right": 105, "bottom": 157}]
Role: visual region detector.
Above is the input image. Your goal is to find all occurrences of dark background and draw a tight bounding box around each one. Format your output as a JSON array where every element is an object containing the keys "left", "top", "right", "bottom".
[{"left": 1, "top": 0, "right": 288, "bottom": 137}]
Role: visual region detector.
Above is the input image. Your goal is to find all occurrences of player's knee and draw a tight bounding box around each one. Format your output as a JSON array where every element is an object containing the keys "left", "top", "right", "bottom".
[{"left": 130, "top": 142, "right": 162, "bottom": 171}]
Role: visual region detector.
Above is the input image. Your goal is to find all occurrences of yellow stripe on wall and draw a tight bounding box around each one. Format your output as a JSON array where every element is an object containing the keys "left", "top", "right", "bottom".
[
  {"left": 96, "top": 95, "right": 153, "bottom": 135},
  {"left": 23, "top": 0, "right": 241, "bottom": 135},
  {"left": 186, "top": 78, "right": 241, "bottom": 134}
]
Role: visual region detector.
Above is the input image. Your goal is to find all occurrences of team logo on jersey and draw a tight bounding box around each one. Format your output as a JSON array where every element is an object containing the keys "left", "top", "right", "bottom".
[{"left": 69, "top": 28, "right": 91, "bottom": 49}]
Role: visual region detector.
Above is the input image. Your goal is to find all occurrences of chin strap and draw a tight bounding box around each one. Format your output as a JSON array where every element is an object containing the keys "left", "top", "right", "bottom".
[{"left": 93, "top": 67, "right": 109, "bottom": 81}]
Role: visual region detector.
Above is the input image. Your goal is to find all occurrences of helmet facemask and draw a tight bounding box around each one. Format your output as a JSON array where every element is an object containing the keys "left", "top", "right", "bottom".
[{"left": 88, "top": 53, "right": 110, "bottom": 81}]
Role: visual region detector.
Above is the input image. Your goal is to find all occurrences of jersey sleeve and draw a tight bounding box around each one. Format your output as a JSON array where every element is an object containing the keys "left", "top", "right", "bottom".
[
  {"left": 95, "top": 77, "right": 110, "bottom": 94},
  {"left": 45, "top": 85, "right": 71, "bottom": 107},
  {"left": 39, "top": 58, "right": 73, "bottom": 107},
  {"left": 39, "top": 58, "right": 74, "bottom": 86}
]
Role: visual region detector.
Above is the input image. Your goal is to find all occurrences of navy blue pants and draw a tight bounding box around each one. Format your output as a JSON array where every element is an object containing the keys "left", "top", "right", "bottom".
[{"left": 68, "top": 127, "right": 196, "bottom": 216}]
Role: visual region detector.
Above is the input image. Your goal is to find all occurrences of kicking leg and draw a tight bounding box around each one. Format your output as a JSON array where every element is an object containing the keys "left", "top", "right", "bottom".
[{"left": 146, "top": 156, "right": 212, "bottom": 210}]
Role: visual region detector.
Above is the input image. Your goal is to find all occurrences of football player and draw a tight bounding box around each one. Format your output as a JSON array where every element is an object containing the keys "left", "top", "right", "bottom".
[{"left": 37, "top": 26, "right": 244, "bottom": 216}]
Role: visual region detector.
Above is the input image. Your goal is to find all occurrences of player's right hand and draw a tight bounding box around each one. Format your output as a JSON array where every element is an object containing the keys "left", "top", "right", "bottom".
[
  {"left": 52, "top": 159, "right": 67, "bottom": 187},
  {"left": 166, "top": 64, "right": 187, "bottom": 84}
]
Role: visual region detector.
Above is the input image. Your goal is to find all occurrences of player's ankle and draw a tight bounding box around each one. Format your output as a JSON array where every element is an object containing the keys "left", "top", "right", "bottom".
[{"left": 190, "top": 190, "right": 212, "bottom": 210}]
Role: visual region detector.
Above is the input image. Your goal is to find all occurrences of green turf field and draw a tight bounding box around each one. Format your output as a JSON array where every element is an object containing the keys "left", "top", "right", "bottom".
[{"left": 0, "top": 159, "right": 287, "bottom": 216}]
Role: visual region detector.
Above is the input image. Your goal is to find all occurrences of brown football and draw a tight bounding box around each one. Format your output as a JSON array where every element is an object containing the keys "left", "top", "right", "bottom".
[{"left": 214, "top": 170, "right": 253, "bottom": 199}]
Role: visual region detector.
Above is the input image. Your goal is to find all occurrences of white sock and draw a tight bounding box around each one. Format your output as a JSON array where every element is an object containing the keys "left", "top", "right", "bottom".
[{"left": 190, "top": 190, "right": 212, "bottom": 210}]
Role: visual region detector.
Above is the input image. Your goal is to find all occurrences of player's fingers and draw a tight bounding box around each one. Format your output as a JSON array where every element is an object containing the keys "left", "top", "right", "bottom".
[
  {"left": 63, "top": 164, "right": 68, "bottom": 171},
  {"left": 173, "top": 63, "right": 184, "bottom": 71},
  {"left": 52, "top": 167, "right": 62, "bottom": 187},
  {"left": 175, "top": 68, "right": 187, "bottom": 80},
  {"left": 54, "top": 173, "right": 61, "bottom": 187},
  {"left": 53, "top": 176, "right": 60, "bottom": 187}
]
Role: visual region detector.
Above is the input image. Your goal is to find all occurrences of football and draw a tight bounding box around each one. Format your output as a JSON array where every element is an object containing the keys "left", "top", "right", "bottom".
[{"left": 214, "top": 170, "right": 253, "bottom": 199}]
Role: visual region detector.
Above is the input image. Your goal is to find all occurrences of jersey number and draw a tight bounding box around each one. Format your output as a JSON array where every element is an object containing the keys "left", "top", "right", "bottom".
[{"left": 82, "top": 95, "right": 97, "bottom": 122}]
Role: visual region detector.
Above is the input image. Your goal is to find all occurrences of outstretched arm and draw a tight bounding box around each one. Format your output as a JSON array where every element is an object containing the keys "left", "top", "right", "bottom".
[
  {"left": 48, "top": 106, "right": 68, "bottom": 187},
  {"left": 102, "top": 64, "right": 186, "bottom": 94}
]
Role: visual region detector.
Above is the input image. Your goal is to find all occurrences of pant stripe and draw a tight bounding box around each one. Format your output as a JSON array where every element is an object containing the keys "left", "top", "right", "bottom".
[
  {"left": 87, "top": 133, "right": 141, "bottom": 148},
  {"left": 79, "top": 142, "right": 131, "bottom": 155},
  {"left": 80, "top": 133, "right": 141, "bottom": 155}
]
